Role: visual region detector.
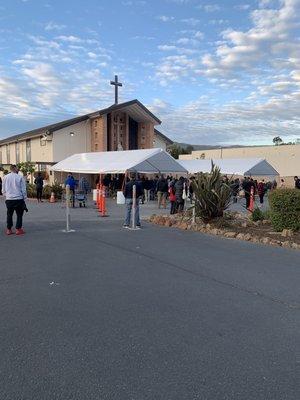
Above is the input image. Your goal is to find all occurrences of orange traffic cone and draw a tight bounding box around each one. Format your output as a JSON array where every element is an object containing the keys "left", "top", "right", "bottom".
[{"left": 50, "top": 192, "right": 56, "bottom": 203}]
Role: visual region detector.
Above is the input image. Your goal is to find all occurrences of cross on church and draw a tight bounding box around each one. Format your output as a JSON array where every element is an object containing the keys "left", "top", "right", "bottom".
[{"left": 110, "top": 75, "right": 122, "bottom": 104}]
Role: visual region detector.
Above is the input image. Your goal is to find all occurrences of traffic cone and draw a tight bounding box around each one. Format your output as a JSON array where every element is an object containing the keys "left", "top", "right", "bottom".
[{"left": 50, "top": 192, "right": 56, "bottom": 203}]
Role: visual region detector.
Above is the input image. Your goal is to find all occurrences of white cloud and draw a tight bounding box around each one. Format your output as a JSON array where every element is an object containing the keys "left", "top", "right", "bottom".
[
  {"left": 235, "top": 4, "right": 251, "bottom": 10},
  {"left": 56, "top": 35, "right": 84, "bottom": 43},
  {"left": 45, "top": 21, "right": 66, "bottom": 31},
  {"left": 197, "top": 4, "right": 221, "bottom": 12},
  {"left": 181, "top": 18, "right": 201, "bottom": 26},
  {"left": 158, "top": 45, "right": 177, "bottom": 51},
  {"left": 157, "top": 15, "right": 175, "bottom": 22}
]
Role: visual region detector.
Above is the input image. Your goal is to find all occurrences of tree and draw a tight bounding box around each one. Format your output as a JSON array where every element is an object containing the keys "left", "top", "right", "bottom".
[
  {"left": 273, "top": 136, "right": 283, "bottom": 146},
  {"left": 168, "top": 144, "right": 194, "bottom": 159},
  {"left": 17, "top": 162, "right": 36, "bottom": 183}
]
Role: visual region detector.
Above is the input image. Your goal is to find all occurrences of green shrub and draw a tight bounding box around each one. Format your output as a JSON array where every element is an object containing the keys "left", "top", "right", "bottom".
[
  {"left": 43, "top": 182, "right": 63, "bottom": 199},
  {"left": 251, "top": 207, "right": 264, "bottom": 221},
  {"left": 26, "top": 183, "right": 36, "bottom": 198},
  {"left": 26, "top": 181, "right": 63, "bottom": 200},
  {"left": 269, "top": 189, "right": 300, "bottom": 231},
  {"left": 192, "top": 163, "right": 232, "bottom": 222}
]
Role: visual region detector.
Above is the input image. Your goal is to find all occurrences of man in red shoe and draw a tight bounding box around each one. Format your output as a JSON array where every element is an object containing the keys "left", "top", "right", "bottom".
[{"left": 2, "top": 164, "right": 27, "bottom": 235}]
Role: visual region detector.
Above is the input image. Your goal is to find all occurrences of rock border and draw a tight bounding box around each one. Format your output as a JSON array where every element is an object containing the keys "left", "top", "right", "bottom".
[{"left": 149, "top": 215, "right": 300, "bottom": 251}]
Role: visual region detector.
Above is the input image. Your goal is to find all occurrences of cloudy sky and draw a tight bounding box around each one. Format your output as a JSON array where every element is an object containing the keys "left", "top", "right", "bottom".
[{"left": 0, "top": 0, "right": 299, "bottom": 145}]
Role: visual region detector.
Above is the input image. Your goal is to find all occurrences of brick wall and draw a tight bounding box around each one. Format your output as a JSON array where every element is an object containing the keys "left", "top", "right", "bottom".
[{"left": 91, "top": 116, "right": 106, "bottom": 152}]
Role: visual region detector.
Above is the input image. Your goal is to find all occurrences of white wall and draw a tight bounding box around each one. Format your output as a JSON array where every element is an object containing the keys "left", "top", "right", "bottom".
[
  {"left": 153, "top": 134, "right": 167, "bottom": 150},
  {"left": 52, "top": 120, "right": 91, "bottom": 162}
]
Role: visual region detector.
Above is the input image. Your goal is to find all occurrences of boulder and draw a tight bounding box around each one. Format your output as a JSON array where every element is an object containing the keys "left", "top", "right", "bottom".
[
  {"left": 236, "top": 233, "right": 245, "bottom": 240},
  {"left": 224, "top": 231, "right": 237, "bottom": 239},
  {"left": 244, "top": 233, "right": 252, "bottom": 241},
  {"left": 281, "top": 229, "right": 293, "bottom": 238}
]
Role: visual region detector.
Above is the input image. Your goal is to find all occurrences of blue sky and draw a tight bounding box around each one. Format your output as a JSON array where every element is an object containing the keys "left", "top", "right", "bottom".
[{"left": 0, "top": 0, "right": 299, "bottom": 145}]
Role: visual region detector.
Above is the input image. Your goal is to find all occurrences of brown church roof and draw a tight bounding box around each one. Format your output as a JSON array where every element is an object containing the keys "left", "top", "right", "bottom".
[{"left": 0, "top": 100, "right": 162, "bottom": 145}]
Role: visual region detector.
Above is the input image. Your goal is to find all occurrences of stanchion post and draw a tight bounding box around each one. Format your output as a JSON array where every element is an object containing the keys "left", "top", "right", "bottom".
[
  {"left": 62, "top": 184, "right": 75, "bottom": 233},
  {"left": 132, "top": 184, "right": 136, "bottom": 229},
  {"left": 192, "top": 200, "right": 196, "bottom": 224}
]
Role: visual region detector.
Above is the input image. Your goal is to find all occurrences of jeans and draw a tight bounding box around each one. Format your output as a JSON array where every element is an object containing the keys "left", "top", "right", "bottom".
[
  {"left": 6, "top": 199, "right": 25, "bottom": 229},
  {"left": 170, "top": 201, "right": 177, "bottom": 215},
  {"left": 125, "top": 198, "right": 140, "bottom": 226},
  {"left": 157, "top": 191, "right": 167, "bottom": 208},
  {"left": 259, "top": 194, "right": 264, "bottom": 204},
  {"left": 36, "top": 187, "right": 43, "bottom": 201},
  {"left": 144, "top": 189, "right": 150, "bottom": 202}
]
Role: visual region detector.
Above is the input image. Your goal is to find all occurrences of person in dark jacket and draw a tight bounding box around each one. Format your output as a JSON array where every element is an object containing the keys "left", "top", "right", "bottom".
[
  {"left": 123, "top": 174, "right": 143, "bottom": 228},
  {"left": 34, "top": 172, "right": 44, "bottom": 202},
  {"left": 65, "top": 174, "right": 76, "bottom": 207},
  {"left": 257, "top": 179, "right": 265, "bottom": 205},
  {"left": 156, "top": 175, "right": 168, "bottom": 209},
  {"left": 294, "top": 176, "right": 300, "bottom": 189},
  {"left": 175, "top": 176, "right": 185, "bottom": 213}
]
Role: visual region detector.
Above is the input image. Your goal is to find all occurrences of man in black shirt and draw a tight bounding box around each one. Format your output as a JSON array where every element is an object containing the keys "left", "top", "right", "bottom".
[{"left": 123, "top": 174, "right": 143, "bottom": 228}]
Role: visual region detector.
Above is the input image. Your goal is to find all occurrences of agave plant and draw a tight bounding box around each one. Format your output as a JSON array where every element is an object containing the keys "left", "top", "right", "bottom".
[{"left": 192, "top": 163, "right": 232, "bottom": 222}]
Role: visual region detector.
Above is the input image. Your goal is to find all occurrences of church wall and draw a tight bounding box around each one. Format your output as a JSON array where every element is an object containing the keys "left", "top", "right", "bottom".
[
  {"left": 52, "top": 120, "right": 91, "bottom": 162},
  {"left": 91, "top": 115, "right": 107, "bottom": 152},
  {"left": 138, "top": 122, "right": 155, "bottom": 149},
  {"left": 108, "top": 111, "right": 127, "bottom": 151},
  {"left": 153, "top": 134, "right": 167, "bottom": 150}
]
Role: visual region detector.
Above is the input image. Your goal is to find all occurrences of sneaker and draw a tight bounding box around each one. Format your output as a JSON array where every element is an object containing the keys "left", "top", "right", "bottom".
[
  {"left": 136, "top": 225, "right": 142, "bottom": 229},
  {"left": 123, "top": 224, "right": 129, "bottom": 229},
  {"left": 6, "top": 229, "right": 14, "bottom": 235},
  {"left": 16, "top": 228, "right": 25, "bottom": 235}
]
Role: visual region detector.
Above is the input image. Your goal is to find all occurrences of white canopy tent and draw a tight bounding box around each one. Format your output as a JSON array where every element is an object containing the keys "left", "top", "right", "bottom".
[
  {"left": 178, "top": 158, "right": 279, "bottom": 176},
  {"left": 51, "top": 148, "right": 188, "bottom": 175}
]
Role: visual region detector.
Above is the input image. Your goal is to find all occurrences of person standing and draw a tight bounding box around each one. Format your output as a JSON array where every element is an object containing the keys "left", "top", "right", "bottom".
[
  {"left": 156, "top": 175, "right": 168, "bottom": 209},
  {"left": 169, "top": 183, "right": 177, "bottom": 215},
  {"left": 294, "top": 176, "right": 300, "bottom": 189},
  {"left": 257, "top": 179, "right": 265, "bottom": 206},
  {"left": 2, "top": 164, "right": 27, "bottom": 235},
  {"left": 175, "top": 176, "right": 185, "bottom": 213},
  {"left": 65, "top": 174, "right": 76, "bottom": 207},
  {"left": 143, "top": 177, "right": 151, "bottom": 203},
  {"left": 123, "top": 174, "right": 143, "bottom": 228},
  {"left": 34, "top": 172, "right": 44, "bottom": 202}
]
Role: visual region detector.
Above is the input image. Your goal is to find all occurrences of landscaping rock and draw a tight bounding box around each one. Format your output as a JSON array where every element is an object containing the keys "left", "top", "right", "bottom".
[
  {"left": 236, "top": 233, "right": 246, "bottom": 240},
  {"left": 244, "top": 233, "right": 252, "bottom": 241},
  {"left": 281, "top": 241, "right": 291, "bottom": 248},
  {"left": 281, "top": 229, "right": 293, "bottom": 238},
  {"left": 224, "top": 231, "right": 237, "bottom": 238}
]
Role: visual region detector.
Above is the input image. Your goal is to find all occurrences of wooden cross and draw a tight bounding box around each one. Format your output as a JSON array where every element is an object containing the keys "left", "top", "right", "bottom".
[{"left": 110, "top": 75, "right": 122, "bottom": 104}]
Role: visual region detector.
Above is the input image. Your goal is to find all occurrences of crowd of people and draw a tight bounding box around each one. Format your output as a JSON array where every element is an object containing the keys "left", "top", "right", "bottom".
[{"left": 1, "top": 165, "right": 300, "bottom": 233}]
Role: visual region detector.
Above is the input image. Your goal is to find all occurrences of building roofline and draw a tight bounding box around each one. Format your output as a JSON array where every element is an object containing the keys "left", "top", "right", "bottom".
[
  {"left": 0, "top": 99, "right": 162, "bottom": 145},
  {"left": 154, "top": 129, "right": 173, "bottom": 145}
]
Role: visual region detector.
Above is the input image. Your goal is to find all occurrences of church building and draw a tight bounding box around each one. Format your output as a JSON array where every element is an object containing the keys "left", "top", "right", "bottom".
[{"left": 0, "top": 77, "right": 173, "bottom": 182}]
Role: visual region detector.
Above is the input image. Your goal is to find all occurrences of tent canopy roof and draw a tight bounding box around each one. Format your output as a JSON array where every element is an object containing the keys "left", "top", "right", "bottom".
[
  {"left": 178, "top": 158, "right": 279, "bottom": 176},
  {"left": 51, "top": 148, "right": 187, "bottom": 175}
]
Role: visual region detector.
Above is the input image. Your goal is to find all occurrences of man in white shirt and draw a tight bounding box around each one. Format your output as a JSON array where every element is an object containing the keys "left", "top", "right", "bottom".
[{"left": 2, "top": 165, "right": 27, "bottom": 235}]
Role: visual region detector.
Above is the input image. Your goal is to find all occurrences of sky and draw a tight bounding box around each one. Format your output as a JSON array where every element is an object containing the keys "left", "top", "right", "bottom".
[{"left": 0, "top": 0, "right": 299, "bottom": 145}]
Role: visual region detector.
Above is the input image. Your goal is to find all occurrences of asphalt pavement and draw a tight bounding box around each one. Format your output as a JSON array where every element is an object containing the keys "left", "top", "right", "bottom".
[{"left": 0, "top": 197, "right": 299, "bottom": 400}]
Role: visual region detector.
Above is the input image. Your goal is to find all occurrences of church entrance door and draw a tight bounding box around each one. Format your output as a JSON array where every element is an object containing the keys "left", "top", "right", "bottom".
[{"left": 129, "top": 117, "right": 138, "bottom": 150}]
